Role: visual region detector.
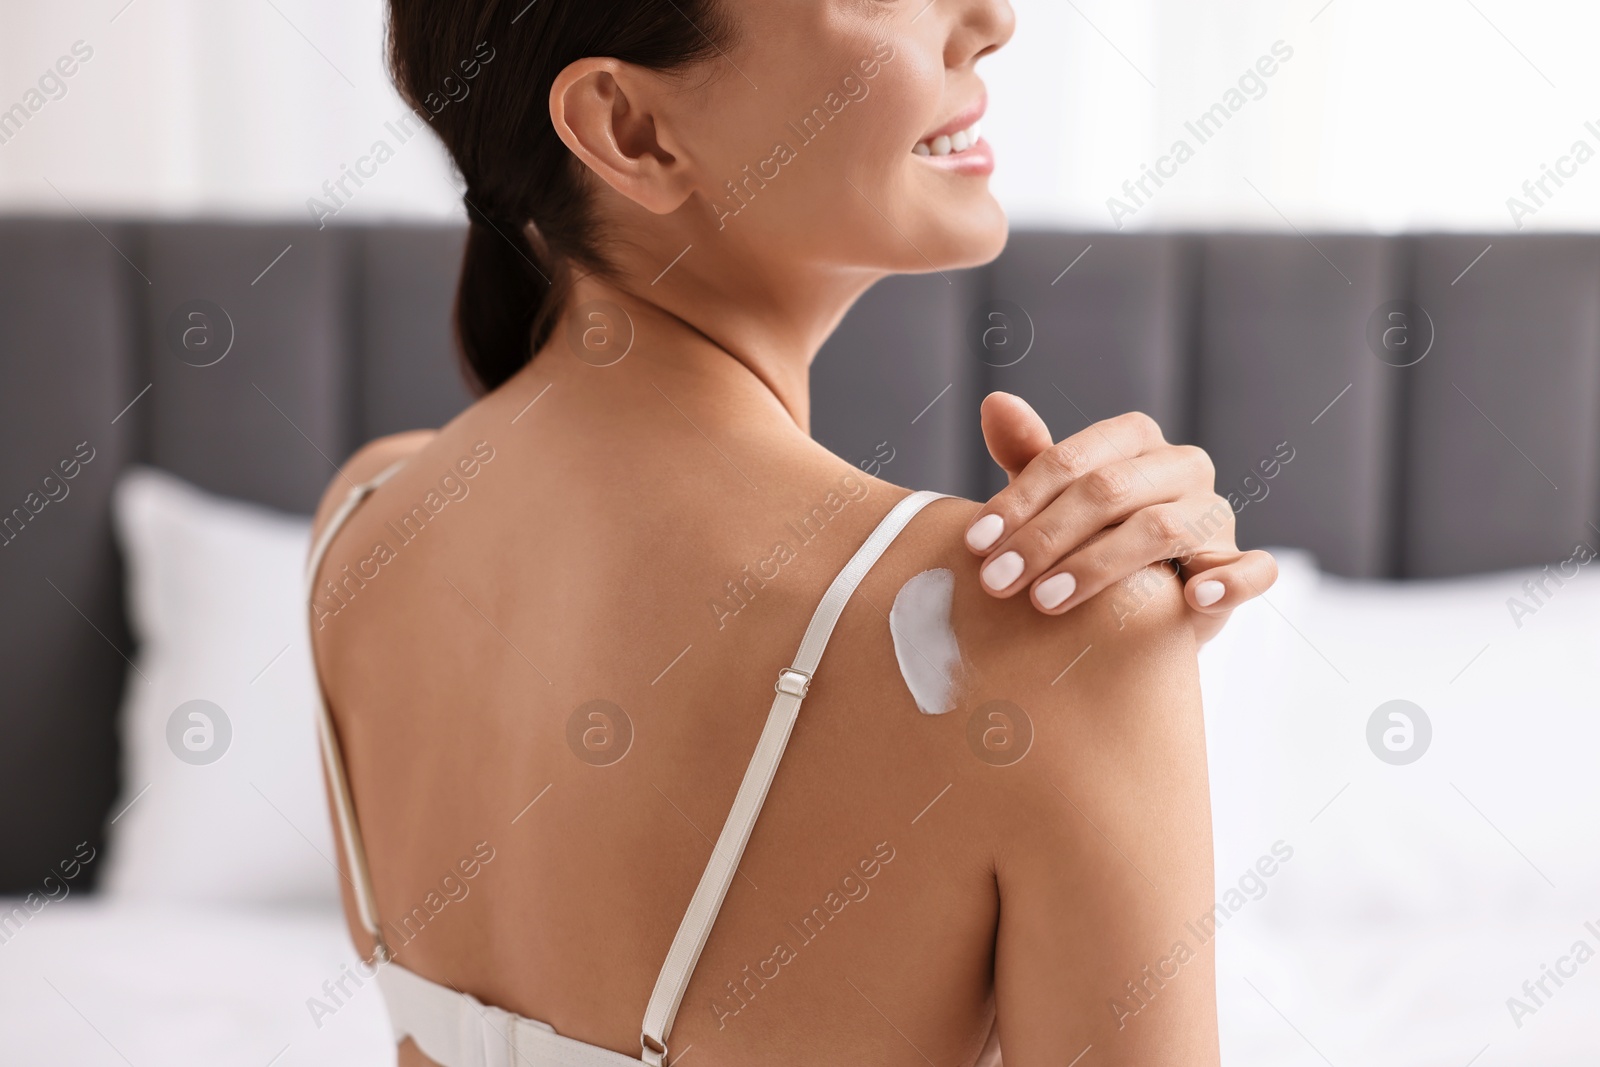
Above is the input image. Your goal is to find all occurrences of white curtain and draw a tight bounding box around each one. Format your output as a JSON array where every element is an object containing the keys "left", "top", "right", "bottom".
[
  {"left": 984, "top": 0, "right": 1600, "bottom": 231},
  {"left": 2, "top": 0, "right": 1596, "bottom": 232},
  {"left": 0, "top": 0, "right": 460, "bottom": 222}
]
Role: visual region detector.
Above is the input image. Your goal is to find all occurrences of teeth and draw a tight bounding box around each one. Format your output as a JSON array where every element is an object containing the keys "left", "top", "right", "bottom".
[{"left": 915, "top": 123, "right": 982, "bottom": 158}]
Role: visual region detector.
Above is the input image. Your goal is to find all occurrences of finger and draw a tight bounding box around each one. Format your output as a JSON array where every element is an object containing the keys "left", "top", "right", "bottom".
[
  {"left": 964, "top": 411, "right": 1170, "bottom": 554},
  {"left": 975, "top": 448, "right": 1222, "bottom": 597},
  {"left": 1171, "top": 545, "right": 1246, "bottom": 581},
  {"left": 1184, "top": 550, "right": 1280, "bottom": 613},
  {"left": 979, "top": 392, "right": 1053, "bottom": 481},
  {"left": 1017, "top": 504, "right": 1210, "bottom": 615}
]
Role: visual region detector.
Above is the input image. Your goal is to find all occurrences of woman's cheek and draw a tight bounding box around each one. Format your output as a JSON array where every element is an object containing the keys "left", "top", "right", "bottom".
[{"left": 868, "top": 32, "right": 945, "bottom": 144}]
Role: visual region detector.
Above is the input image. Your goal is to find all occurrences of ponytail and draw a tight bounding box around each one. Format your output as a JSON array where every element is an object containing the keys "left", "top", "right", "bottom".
[{"left": 456, "top": 196, "right": 558, "bottom": 395}]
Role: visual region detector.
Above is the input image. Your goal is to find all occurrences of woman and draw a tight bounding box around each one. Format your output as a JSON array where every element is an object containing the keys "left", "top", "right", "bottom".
[{"left": 307, "top": 1, "right": 1273, "bottom": 1064}]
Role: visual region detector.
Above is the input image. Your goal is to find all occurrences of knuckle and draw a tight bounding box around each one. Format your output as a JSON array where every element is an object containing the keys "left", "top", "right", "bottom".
[
  {"left": 1071, "top": 544, "right": 1115, "bottom": 585},
  {"left": 1179, "top": 443, "right": 1216, "bottom": 481},
  {"left": 1012, "top": 513, "right": 1070, "bottom": 559},
  {"left": 1005, "top": 479, "right": 1051, "bottom": 520},
  {"left": 1202, "top": 497, "right": 1232, "bottom": 537},
  {"left": 1186, "top": 494, "right": 1233, "bottom": 546},
  {"left": 1146, "top": 504, "right": 1189, "bottom": 545},
  {"left": 1085, "top": 465, "right": 1133, "bottom": 509},
  {"left": 1046, "top": 440, "right": 1093, "bottom": 481},
  {"left": 983, "top": 486, "right": 1021, "bottom": 523},
  {"left": 1123, "top": 410, "right": 1162, "bottom": 443}
]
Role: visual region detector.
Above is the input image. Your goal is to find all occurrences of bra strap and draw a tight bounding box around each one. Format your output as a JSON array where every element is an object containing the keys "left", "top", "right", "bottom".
[
  {"left": 304, "top": 457, "right": 410, "bottom": 961},
  {"left": 639, "top": 489, "right": 950, "bottom": 1065}
]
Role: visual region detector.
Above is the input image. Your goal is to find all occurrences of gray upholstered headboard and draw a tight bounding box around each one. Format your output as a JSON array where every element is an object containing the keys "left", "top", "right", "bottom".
[{"left": 1, "top": 218, "right": 1594, "bottom": 892}]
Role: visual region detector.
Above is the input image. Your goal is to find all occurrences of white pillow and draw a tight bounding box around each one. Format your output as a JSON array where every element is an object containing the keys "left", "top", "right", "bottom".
[{"left": 102, "top": 467, "right": 338, "bottom": 906}]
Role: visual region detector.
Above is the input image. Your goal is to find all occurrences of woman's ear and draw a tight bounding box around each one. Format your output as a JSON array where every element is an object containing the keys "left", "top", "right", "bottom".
[{"left": 550, "top": 58, "right": 697, "bottom": 215}]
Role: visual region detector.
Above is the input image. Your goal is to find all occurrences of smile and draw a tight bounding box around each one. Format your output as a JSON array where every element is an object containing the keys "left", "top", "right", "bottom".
[{"left": 913, "top": 122, "right": 982, "bottom": 158}]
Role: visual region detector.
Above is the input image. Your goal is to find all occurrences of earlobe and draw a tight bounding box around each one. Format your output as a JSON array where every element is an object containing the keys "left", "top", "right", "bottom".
[{"left": 549, "top": 59, "right": 695, "bottom": 215}]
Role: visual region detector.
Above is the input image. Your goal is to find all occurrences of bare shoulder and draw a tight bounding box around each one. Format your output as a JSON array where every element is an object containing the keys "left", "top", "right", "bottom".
[
  {"left": 860, "top": 491, "right": 1202, "bottom": 831},
  {"left": 309, "top": 430, "right": 439, "bottom": 543},
  {"left": 867, "top": 500, "right": 1214, "bottom": 1063}
]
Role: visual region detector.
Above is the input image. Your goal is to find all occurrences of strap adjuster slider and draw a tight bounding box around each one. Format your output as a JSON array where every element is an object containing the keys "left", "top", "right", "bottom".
[{"left": 775, "top": 668, "right": 812, "bottom": 698}]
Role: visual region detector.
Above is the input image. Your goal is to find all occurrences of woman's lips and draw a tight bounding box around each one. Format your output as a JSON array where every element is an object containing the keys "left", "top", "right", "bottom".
[
  {"left": 918, "top": 94, "right": 988, "bottom": 145},
  {"left": 913, "top": 137, "right": 995, "bottom": 176}
]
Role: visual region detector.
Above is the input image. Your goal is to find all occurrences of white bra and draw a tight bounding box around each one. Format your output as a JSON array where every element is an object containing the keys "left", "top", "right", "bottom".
[{"left": 305, "top": 458, "right": 949, "bottom": 1067}]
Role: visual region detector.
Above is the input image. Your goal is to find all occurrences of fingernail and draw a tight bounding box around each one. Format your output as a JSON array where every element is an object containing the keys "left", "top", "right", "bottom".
[
  {"left": 1036, "top": 572, "right": 1077, "bottom": 610},
  {"left": 1195, "top": 580, "right": 1226, "bottom": 607},
  {"left": 982, "top": 551, "right": 1024, "bottom": 591},
  {"left": 966, "top": 513, "right": 1004, "bottom": 552}
]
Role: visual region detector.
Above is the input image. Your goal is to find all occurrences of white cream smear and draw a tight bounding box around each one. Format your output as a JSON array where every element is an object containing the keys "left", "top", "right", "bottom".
[{"left": 888, "top": 569, "right": 963, "bottom": 716}]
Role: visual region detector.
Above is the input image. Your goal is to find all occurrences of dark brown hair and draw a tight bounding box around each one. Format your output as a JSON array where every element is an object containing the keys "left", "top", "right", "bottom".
[{"left": 387, "top": 1, "right": 734, "bottom": 394}]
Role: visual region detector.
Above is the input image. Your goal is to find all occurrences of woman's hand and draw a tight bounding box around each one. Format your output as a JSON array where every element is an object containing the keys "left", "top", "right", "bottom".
[{"left": 963, "top": 393, "right": 1277, "bottom": 645}]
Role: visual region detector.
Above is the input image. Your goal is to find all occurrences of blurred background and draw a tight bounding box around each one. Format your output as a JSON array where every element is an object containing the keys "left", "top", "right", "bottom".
[
  {"left": 8, "top": 0, "right": 1600, "bottom": 230},
  {"left": 2, "top": 0, "right": 1598, "bottom": 1065}
]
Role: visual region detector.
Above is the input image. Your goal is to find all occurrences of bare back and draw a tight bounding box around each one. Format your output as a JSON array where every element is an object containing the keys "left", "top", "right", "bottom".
[{"left": 310, "top": 349, "right": 1216, "bottom": 1066}]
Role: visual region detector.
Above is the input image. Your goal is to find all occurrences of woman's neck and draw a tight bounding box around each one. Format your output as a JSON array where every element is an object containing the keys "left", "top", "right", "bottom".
[{"left": 541, "top": 262, "right": 885, "bottom": 436}]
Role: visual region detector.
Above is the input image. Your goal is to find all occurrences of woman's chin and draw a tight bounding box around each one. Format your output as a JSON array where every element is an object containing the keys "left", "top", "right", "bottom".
[
  {"left": 923, "top": 204, "right": 1011, "bottom": 273},
  {"left": 968, "top": 211, "right": 1012, "bottom": 267}
]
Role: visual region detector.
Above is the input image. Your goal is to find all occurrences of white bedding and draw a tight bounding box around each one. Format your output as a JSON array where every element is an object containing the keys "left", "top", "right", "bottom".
[
  {"left": 0, "top": 900, "right": 390, "bottom": 1066},
  {"left": 1202, "top": 551, "right": 1600, "bottom": 1065}
]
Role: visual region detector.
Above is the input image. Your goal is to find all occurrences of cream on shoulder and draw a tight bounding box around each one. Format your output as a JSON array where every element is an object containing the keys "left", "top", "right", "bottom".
[{"left": 887, "top": 568, "right": 966, "bottom": 716}]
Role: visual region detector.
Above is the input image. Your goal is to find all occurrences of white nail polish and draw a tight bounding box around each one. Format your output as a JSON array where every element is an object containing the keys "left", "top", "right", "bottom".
[
  {"left": 1195, "top": 580, "right": 1225, "bottom": 607},
  {"left": 1036, "top": 572, "right": 1077, "bottom": 610},
  {"left": 966, "top": 513, "right": 1004, "bottom": 552},
  {"left": 982, "top": 551, "right": 1024, "bottom": 591}
]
